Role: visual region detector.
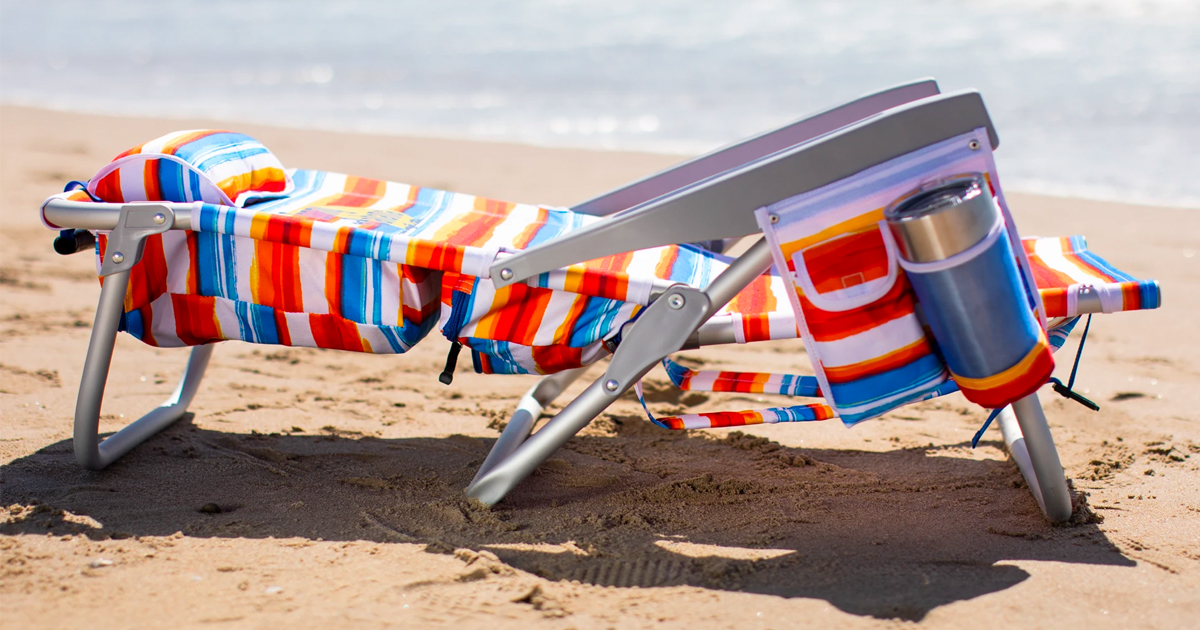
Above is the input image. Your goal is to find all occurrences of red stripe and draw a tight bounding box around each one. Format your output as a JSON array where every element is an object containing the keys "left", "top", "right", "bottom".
[
  {"left": 172, "top": 295, "right": 221, "bottom": 346},
  {"left": 799, "top": 275, "right": 915, "bottom": 341},
  {"left": 531, "top": 345, "right": 584, "bottom": 373},
  {"left": 93, "top": 170, "right": 124, "bottom": 203},
  {"left": 325, "top": 252, "right": 343, "bottom": 317}
]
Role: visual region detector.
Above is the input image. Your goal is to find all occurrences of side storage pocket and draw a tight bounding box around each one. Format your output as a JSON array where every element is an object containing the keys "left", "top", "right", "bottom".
[
  {"left": 752, "top": 127, "right": 1004, "bottom": 424},
  {"left": 780, "top": 220, "right": 948, "bottom": 424}
]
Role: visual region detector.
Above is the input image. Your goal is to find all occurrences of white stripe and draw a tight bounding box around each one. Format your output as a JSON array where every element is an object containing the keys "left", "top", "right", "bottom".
[
  {"left": 283, "top": 311, "right": 315, "bottom": 348},
  {"left": 378, "top": 263, "right": 401, "bottom": 327},
  {"left": 484, "top": 203, "right": 541, "bottom": 249},
  {"left": 118, "top": 160, "right": 148, "bottom": 201},
  {"left": 140, "top": 130, "right": 197, "bottom": 156},
  {"left": 298, "top": 249, "right": 329, "bottom": 315},
  {"left": 365, "top": 181, "right": 414, "bottom": 211},
  {"left": 812, "top": 314, "right": 927, "bottom": 368},
  {"left": 1033, "top": 238, "right": 1103, "bottom": 284},
  {"left": 234, "top": 234, "right": 254, "bottom": 304},
  {"left": 147, "top": 293, "right": 183, "bottom": 347},
  {"left": 212, "top": 295, "right": 241, "bottom": 342},
  {"left": 1098, "top": 284, "right": 1123, "bottom": 313},
  {"left": 161, "top": 231, "right": 192, "bottom": 295},
  {"left": 531, "top": 291, "right": 578, "bottom": 346}
]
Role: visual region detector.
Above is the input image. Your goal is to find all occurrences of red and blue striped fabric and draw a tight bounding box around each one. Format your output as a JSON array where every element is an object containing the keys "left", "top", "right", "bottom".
[
  {"left": 1027, "top": 236, "right": 1161, "bottom": 317},
  {"left": 42, "top": 129, "right": 1161, "bottom": 427},
  {"left": 87, "top": 130, "right": 293, "bottom": 207}
]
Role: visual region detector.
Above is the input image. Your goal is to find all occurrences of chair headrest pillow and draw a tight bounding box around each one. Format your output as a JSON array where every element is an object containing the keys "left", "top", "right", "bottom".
[{"left": 87, "top": 130, "right": 293, "bottom": 207}]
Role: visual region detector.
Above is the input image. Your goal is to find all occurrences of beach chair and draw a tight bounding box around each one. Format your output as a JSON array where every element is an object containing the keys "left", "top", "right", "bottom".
[{"left": 42, "top": 79, "right": 1160, "bottom": 523}]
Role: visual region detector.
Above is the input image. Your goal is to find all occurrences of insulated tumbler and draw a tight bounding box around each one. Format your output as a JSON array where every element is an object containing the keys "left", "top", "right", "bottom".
[{"left": 884, "top": 175, "right": 1053, "bottom": 408}]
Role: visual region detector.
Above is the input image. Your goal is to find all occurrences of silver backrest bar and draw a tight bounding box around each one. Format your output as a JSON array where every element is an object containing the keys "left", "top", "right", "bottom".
[
  {"left": 571, "top": 79, "right": 940, "bottom": 217},
  {"left": 43, "top": 199, "right": 199, "bottom": 231},
  {"left": 491, "top": 90, "right": 999, "bottom": 287}
]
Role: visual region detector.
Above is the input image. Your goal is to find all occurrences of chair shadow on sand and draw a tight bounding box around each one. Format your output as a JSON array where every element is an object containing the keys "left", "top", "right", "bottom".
[{"left": 1, "top": 413, "right": 1132, "bottom": 621}]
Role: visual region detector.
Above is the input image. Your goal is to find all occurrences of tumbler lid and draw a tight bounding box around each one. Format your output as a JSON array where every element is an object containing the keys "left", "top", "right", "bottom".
[{"left": 884, "top": 174, "right": 999, "bottom": 263}]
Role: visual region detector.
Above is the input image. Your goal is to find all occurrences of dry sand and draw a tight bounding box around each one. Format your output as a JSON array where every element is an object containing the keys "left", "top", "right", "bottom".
[{"left": 1, "top": 105, "right": 1198, "bottom": 629}]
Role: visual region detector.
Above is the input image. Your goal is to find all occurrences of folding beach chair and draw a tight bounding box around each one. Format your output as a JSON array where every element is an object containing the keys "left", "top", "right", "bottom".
[{"left": 42, "top": 79, "right": 1160, "bottom": 523}]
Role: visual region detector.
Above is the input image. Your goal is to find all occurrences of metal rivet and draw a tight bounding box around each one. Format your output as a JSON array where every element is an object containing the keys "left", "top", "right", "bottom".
[
  {"left": 968, "top": 140, "right": 980, "bottom": 151},
  {"left": 499, "top": 268, "right": 514, "bottom": 281},
  {"left": 153, "top": 213, "right": 166, "bottom": 224},
  {"left": 667, "top": 294, "right": 685, "bottom": 309},
  {"left": 604, "top": 379, "right": 619, "bottom": 392},
  {"left": 111, "top": 252, "right": 124, "bottom": 264},
  {"left": 769, "top": 213, "right": 780, "bottom": 224}
]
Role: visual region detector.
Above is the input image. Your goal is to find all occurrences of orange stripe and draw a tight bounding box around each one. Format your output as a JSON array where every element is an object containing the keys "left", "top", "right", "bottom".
[
  {"left": 143, "top": 158, "right": 163, "bottom": 201},
  {"left": 512, "top": 207, "right": 549, "bottom": 249},
  {"left": 954, "top": 331, "right": 1054, "bottom": 408},
  {"left": 433, "top": 197, "right": 512, "bottom": 247},
  {"left": 160, "top": 130, "right": 223, "bottom": 155},
  {"left": 822, "top": 337, "right": 933, "bottom": 383}
]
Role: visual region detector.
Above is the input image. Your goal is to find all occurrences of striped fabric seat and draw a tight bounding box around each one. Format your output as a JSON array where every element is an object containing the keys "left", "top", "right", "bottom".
[
  {"left": 44, "top": 130, "right": 1160, "bottom": 424},
  {"left": 47, "top": 166, "right": 795, "bottom": 373},
  {"left": 47, "top": 172, "right": 1157, "bottom": 377}
]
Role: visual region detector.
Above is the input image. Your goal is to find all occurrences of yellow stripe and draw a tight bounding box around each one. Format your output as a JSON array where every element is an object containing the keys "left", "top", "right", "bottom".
[
  {"left": 952, "top": 329, "right": 1049, "bottom": 391},
  {"left": 778, "top": 208, "right": 884, "bottom": 260}
]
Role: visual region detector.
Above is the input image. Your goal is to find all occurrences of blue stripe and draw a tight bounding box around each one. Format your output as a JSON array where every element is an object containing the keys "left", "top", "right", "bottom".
[
  {"left": 669, "top": 246, "right": 702, "bottom": 284},
  {"left": 233, "top": 301, "right": 253, "bottom": 342},
  {"left": 765, "top": 406, "right": 826, "bottom": 422},
  {"left": 405, "top": 188, "right": 455, "bottom": 233},
  {"left": 123, "top": 308, "right": 144, "bottom": 340},
  {"left": 341, "top": 256, "right": 368, "bottom": 323},
  {"left": 188, "top": 169, "right": 202, "bottom": 202},
  {"left": 158, "top": 159, "right": 186, "bottom": 202},
  {"left": 1140, "top": 280, "right": 1160, "bottom": 309},
  {"left": 171, "top": 133, "right": 253, "bottom": 162},
  {"left": 524, "top": 209, "right": 574, "bottom": 249},
  {"left": 378, "top": 325, "right": 404, "bottom": 353},
  {"left": 192, "top": 146, "right": 269, "bottom": 172},
  {"left": 1070, "top": 238, "right": 1135, "bottom": 282},
  {"left": 343, "top": 229, "right": 370, "bottom": 259},
  {"left": 371, "top": 260, "right": 384, "bottom": 325},
  {"left": 827, "top": 354, "right": 947, "bottom": 409},
  {"left": 220, "top": 234, "right": 238, "bottom": 301},
  {"left": 196, "top": 232, "right": 221, "bottom": 297}
]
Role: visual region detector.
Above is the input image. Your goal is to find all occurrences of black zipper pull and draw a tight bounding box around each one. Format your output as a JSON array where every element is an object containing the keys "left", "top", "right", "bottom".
[{"left": 439, "top": 341, "right": 463, "bottom": 385}]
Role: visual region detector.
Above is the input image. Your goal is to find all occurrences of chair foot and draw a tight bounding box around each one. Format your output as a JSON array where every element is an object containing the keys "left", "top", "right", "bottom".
[
  {"left": 471, "top": 367, "right": 589, "bottom": 486},
  {"left": 74, "top": 266, "right": 214, "bottom": 469},
  {"left": 999, "top": 392, "right": 1073, "bottom": 523},
  {"left": 466, "top": 377, "right": 614, "bottom": 505}
]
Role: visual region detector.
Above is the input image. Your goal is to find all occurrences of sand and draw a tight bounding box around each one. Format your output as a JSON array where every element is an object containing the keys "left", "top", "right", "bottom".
[{"left": 1, "top": 104, "right": 1197, "bottom": 629}]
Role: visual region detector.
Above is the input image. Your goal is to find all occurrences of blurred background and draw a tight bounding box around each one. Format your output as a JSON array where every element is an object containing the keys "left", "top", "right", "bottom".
[{"left": 2, "top": 0, "right": 1197, "bottom": 207}]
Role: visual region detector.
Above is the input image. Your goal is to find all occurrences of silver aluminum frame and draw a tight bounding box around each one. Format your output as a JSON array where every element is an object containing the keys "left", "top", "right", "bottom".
[{"left": 44, "top": 78, "right": 1073, "bottom": 522}]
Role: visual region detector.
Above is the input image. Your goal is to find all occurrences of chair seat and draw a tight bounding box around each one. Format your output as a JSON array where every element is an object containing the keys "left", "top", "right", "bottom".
[{"left": 47, "top": 167, "right": 1158, "bottom": 376}]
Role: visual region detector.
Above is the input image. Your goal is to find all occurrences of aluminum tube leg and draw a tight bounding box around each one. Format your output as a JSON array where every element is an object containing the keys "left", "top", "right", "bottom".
[
  {"left": 466, "top": 377, "right": 619, "bottom": 505},
  {"left": 471, "top": 366, "right": 589, "bottom": 485},
  {"left": 999, "top": 393, "right": 1073, "bottom": 523},
  {"left": 466, "top": 238, "right": 775, "bottom": 505},
  {"left": 74, "top": 270, "right": 214, "bottom": 470}
]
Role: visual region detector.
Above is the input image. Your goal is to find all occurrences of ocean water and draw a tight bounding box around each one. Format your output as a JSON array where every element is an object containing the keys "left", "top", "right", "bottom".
[{"left": 2, "top": 0, "right": 1197, "bottom": 207}]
